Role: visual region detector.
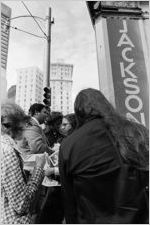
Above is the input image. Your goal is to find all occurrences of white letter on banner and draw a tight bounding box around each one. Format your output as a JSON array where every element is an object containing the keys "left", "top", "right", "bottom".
[
  {"left": 126, "top": 112, "right": 146, "bottom": 126},
  {"left": 120, "top": 62, "right": 137, "bottom": 78},
  {"left": 125, "top": 95, "right": 143, "bottom": 113},
  {"left": 119, "top": 20, "right": 127, "bottom": 33},
  {"left": 117, "top": 33, "right": 135, "bottom": 47},
  {"left": 124, "top": 78, "right": 140, "bottom": 95},
  {"left": 122, "top": 48, "right": 133, "bottom": 62}
]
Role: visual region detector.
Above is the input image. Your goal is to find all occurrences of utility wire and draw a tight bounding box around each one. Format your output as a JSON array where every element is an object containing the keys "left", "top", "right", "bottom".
[
  {"left": 21, "top": 1, "right": 48, "bottom": 38},
  {"left": 7, "top": 15, "right": 46, "bottom": 22},
  {"left": 8, "top": 24, "right": 47, "bottom": 39}
]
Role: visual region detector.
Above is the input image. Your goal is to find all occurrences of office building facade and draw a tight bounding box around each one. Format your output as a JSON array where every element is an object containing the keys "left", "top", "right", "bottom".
[
  {"left": 7, "top": 85, "right": 16, "bottom": 103},
  {"left": 16, "top": 67, "right": 44, "bottom": 113},
  {"left": 1, "top": 3, "right": 11, "bottom": 101},
  {"left": 50, "top": 63, "right": 73, "bottom": 115}
]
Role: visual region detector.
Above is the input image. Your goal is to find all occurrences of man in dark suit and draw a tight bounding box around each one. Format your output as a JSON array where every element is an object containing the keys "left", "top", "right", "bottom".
[{"left": 17, "top": 103, "right": 52, "bottom": 223}]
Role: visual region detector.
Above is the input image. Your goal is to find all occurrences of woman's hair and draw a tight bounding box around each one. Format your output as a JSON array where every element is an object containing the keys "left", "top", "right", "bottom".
[
  {"left": 47, "top": 111, "right": 63, "bottom": 127},
  {"left": 45, "top": 111, "right": 63, "bottom": 147},
  {"left": 74, "top": 88, "right": 149, "bottom": 168},
  {"left": 1, "top": 101, "right": 30, "bottom": 139},
  {"left": 63, "top": 113, "right": 77, "bottom": 134}
]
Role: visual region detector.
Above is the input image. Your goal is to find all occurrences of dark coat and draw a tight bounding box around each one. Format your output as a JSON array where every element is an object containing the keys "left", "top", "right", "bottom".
[{"left": 59, "top": 118, "right": 148, "bottom": 224}]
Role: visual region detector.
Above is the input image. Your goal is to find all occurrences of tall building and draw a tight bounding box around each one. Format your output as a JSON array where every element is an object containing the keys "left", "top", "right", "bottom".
[
  {"left": 1, "top": 3, "right": 11, "bottom": 101},
  {"left": 7, "top": 85, "right": 16, "bottom": 103},
  {"left": 50, "top": 62, "right": 73, "bottom": 115},
  {"left": 16, "top": 67, "right": 44, "bottom": 113}
]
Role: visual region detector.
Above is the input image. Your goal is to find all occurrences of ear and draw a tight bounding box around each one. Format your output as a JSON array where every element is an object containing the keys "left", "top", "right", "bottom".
[{"left": 35, "top": 111, "right": 39, "bottom": 116}]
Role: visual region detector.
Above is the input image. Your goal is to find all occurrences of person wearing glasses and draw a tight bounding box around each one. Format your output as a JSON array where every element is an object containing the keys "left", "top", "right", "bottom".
[{"left": 59, "top": 113, "right": 77, "bottom": 138}]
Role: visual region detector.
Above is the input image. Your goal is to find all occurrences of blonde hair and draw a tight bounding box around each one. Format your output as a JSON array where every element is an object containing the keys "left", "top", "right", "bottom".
[{"left": 1, "top": 101, "right": 30, "bottom": 138}]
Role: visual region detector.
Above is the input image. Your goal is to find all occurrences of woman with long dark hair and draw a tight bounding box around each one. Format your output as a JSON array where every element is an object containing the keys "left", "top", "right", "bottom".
[{"left": 59, "top": 88, "right": 149, "bottom": 224}]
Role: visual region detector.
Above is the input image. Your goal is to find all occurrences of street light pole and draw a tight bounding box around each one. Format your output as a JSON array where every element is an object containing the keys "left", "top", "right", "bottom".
[
  {"left": 6, "top": 10, "right": 54, "bottom": 108},
  {"left": 46, "top": 7, "right": 52, "bottom": 88},
  {"left": 5, "top": 11, "right": 53, "bottom": 88}
]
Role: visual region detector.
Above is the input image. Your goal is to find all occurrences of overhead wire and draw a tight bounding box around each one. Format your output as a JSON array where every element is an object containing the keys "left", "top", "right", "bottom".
[
  {"left": 6, "top": 24, "right": 47, "bottom": 39},
  {"left": 21, "top": 1, "right": 48, "bottom": 39}
]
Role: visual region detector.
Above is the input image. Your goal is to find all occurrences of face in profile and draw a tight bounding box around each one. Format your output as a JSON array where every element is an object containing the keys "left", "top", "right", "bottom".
[
  {"left": 2, "top": 120, "right": 26, "bottom": 140},
  {"left": 38, "top": 107, "right": 48, "bottom": 124},
  {"left": 59, "top": 118, "right": 72, "bottom": 137},
  {"left": 15, "top": 122, "right": 26, "bottom": 140}
]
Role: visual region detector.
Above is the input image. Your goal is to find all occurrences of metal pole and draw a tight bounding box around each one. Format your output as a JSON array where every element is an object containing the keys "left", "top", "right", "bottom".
[{"left": 46, "top": 8, "right": 51, "bottom": 88}]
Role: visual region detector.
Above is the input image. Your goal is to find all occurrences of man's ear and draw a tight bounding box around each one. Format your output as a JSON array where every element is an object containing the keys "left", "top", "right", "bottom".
[{"left": 35, "top": 111, "right": 39, "bottom": 116}]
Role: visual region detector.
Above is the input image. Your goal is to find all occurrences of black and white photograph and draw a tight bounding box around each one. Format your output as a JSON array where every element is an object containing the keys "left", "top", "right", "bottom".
[{"left": 1, "top": 1, "right": 149, "bottom": 224}]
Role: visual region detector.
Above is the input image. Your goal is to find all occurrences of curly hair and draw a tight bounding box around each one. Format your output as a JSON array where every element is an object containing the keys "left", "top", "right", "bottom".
[
  {"left": 63, "top": 113, "right": 77, "bottom": 134},
  {"left": 74, "top": 88, "right": 149, "bottom": 168},
  {"left": 28, "top": 103, "right": 46, "bottom": 116},
  {"left": 1, "top": 101, "right": 30, "bottom": 139}
]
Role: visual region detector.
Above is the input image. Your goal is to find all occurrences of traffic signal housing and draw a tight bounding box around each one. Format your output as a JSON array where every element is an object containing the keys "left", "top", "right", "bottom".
[{"left": 43, "top": 87, "right": 51, "bottom": 106}]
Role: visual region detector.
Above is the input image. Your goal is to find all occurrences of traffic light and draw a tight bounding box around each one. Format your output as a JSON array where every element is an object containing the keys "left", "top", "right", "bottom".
[{"left": 43, "top": 87, "right": 51, "bottom": 106}]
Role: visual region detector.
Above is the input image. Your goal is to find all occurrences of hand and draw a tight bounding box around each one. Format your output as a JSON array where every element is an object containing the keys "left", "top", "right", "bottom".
[
  {"left": 35, "top": 153, "right": 46, "bottom": 169},
  {"left": 52, "top": 143, "right": 60, "bottom": 152},
  {"left": 44, "top": 167, "right": 59, "bottom": 177},
  {"left": 44, "top": 167, "right": 54, "bottom": 177}
]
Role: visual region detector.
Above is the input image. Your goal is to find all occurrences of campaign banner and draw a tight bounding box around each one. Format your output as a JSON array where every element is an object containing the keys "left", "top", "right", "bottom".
[{"left": 106, "top": 18, "right": 149, "bottom": 128}]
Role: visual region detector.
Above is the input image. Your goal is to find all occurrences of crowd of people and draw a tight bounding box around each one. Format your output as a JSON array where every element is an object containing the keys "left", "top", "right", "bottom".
[{"left": 1, "top": 88, "right": 149, "bottom": 224}]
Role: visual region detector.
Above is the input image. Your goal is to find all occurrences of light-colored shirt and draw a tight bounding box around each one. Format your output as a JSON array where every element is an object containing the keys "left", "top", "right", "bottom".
[
  {"left": 1, "top": 134, "right": 44, "bottom": 224},
  {"left": 31, "top": 116, "right": 40, "bottom": 126}
]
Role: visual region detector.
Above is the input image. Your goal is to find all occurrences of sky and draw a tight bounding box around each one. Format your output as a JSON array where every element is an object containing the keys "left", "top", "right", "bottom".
[{"left": 3, "top": 0, "right": 99, "bottom": 102}]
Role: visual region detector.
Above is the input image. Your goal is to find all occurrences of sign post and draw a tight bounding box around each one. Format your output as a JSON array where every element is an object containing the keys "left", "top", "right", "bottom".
[{"left": 87, "top": 1, "right": 149, "bottom": 128}]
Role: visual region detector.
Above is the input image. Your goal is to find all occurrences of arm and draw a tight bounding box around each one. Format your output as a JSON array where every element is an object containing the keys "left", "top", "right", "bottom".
[
  {"left": 44, "top": 166, "right": 59, "bottom": 177},
  {"left": 59, "top": 145, "right": 77, "bottom": 223},
  {"left": 24, "top": 126, "right": 51, "bottom": 154},
  {"left": 1, "top": 145, "right": 44, "bottom": 215}
]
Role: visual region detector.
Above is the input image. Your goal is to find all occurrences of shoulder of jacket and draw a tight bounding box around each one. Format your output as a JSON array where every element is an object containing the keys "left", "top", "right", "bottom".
[
  {"left": 61, "top": 129, "right": 78, "bottom": 149},
  {"left": 26, "top": 119, "right": 39, "bottom": 128}
]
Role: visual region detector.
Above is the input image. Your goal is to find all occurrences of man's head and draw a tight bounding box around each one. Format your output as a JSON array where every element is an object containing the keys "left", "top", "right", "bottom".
[{"left": 29, "top": 103, "right": 48, "bottom": 124}]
